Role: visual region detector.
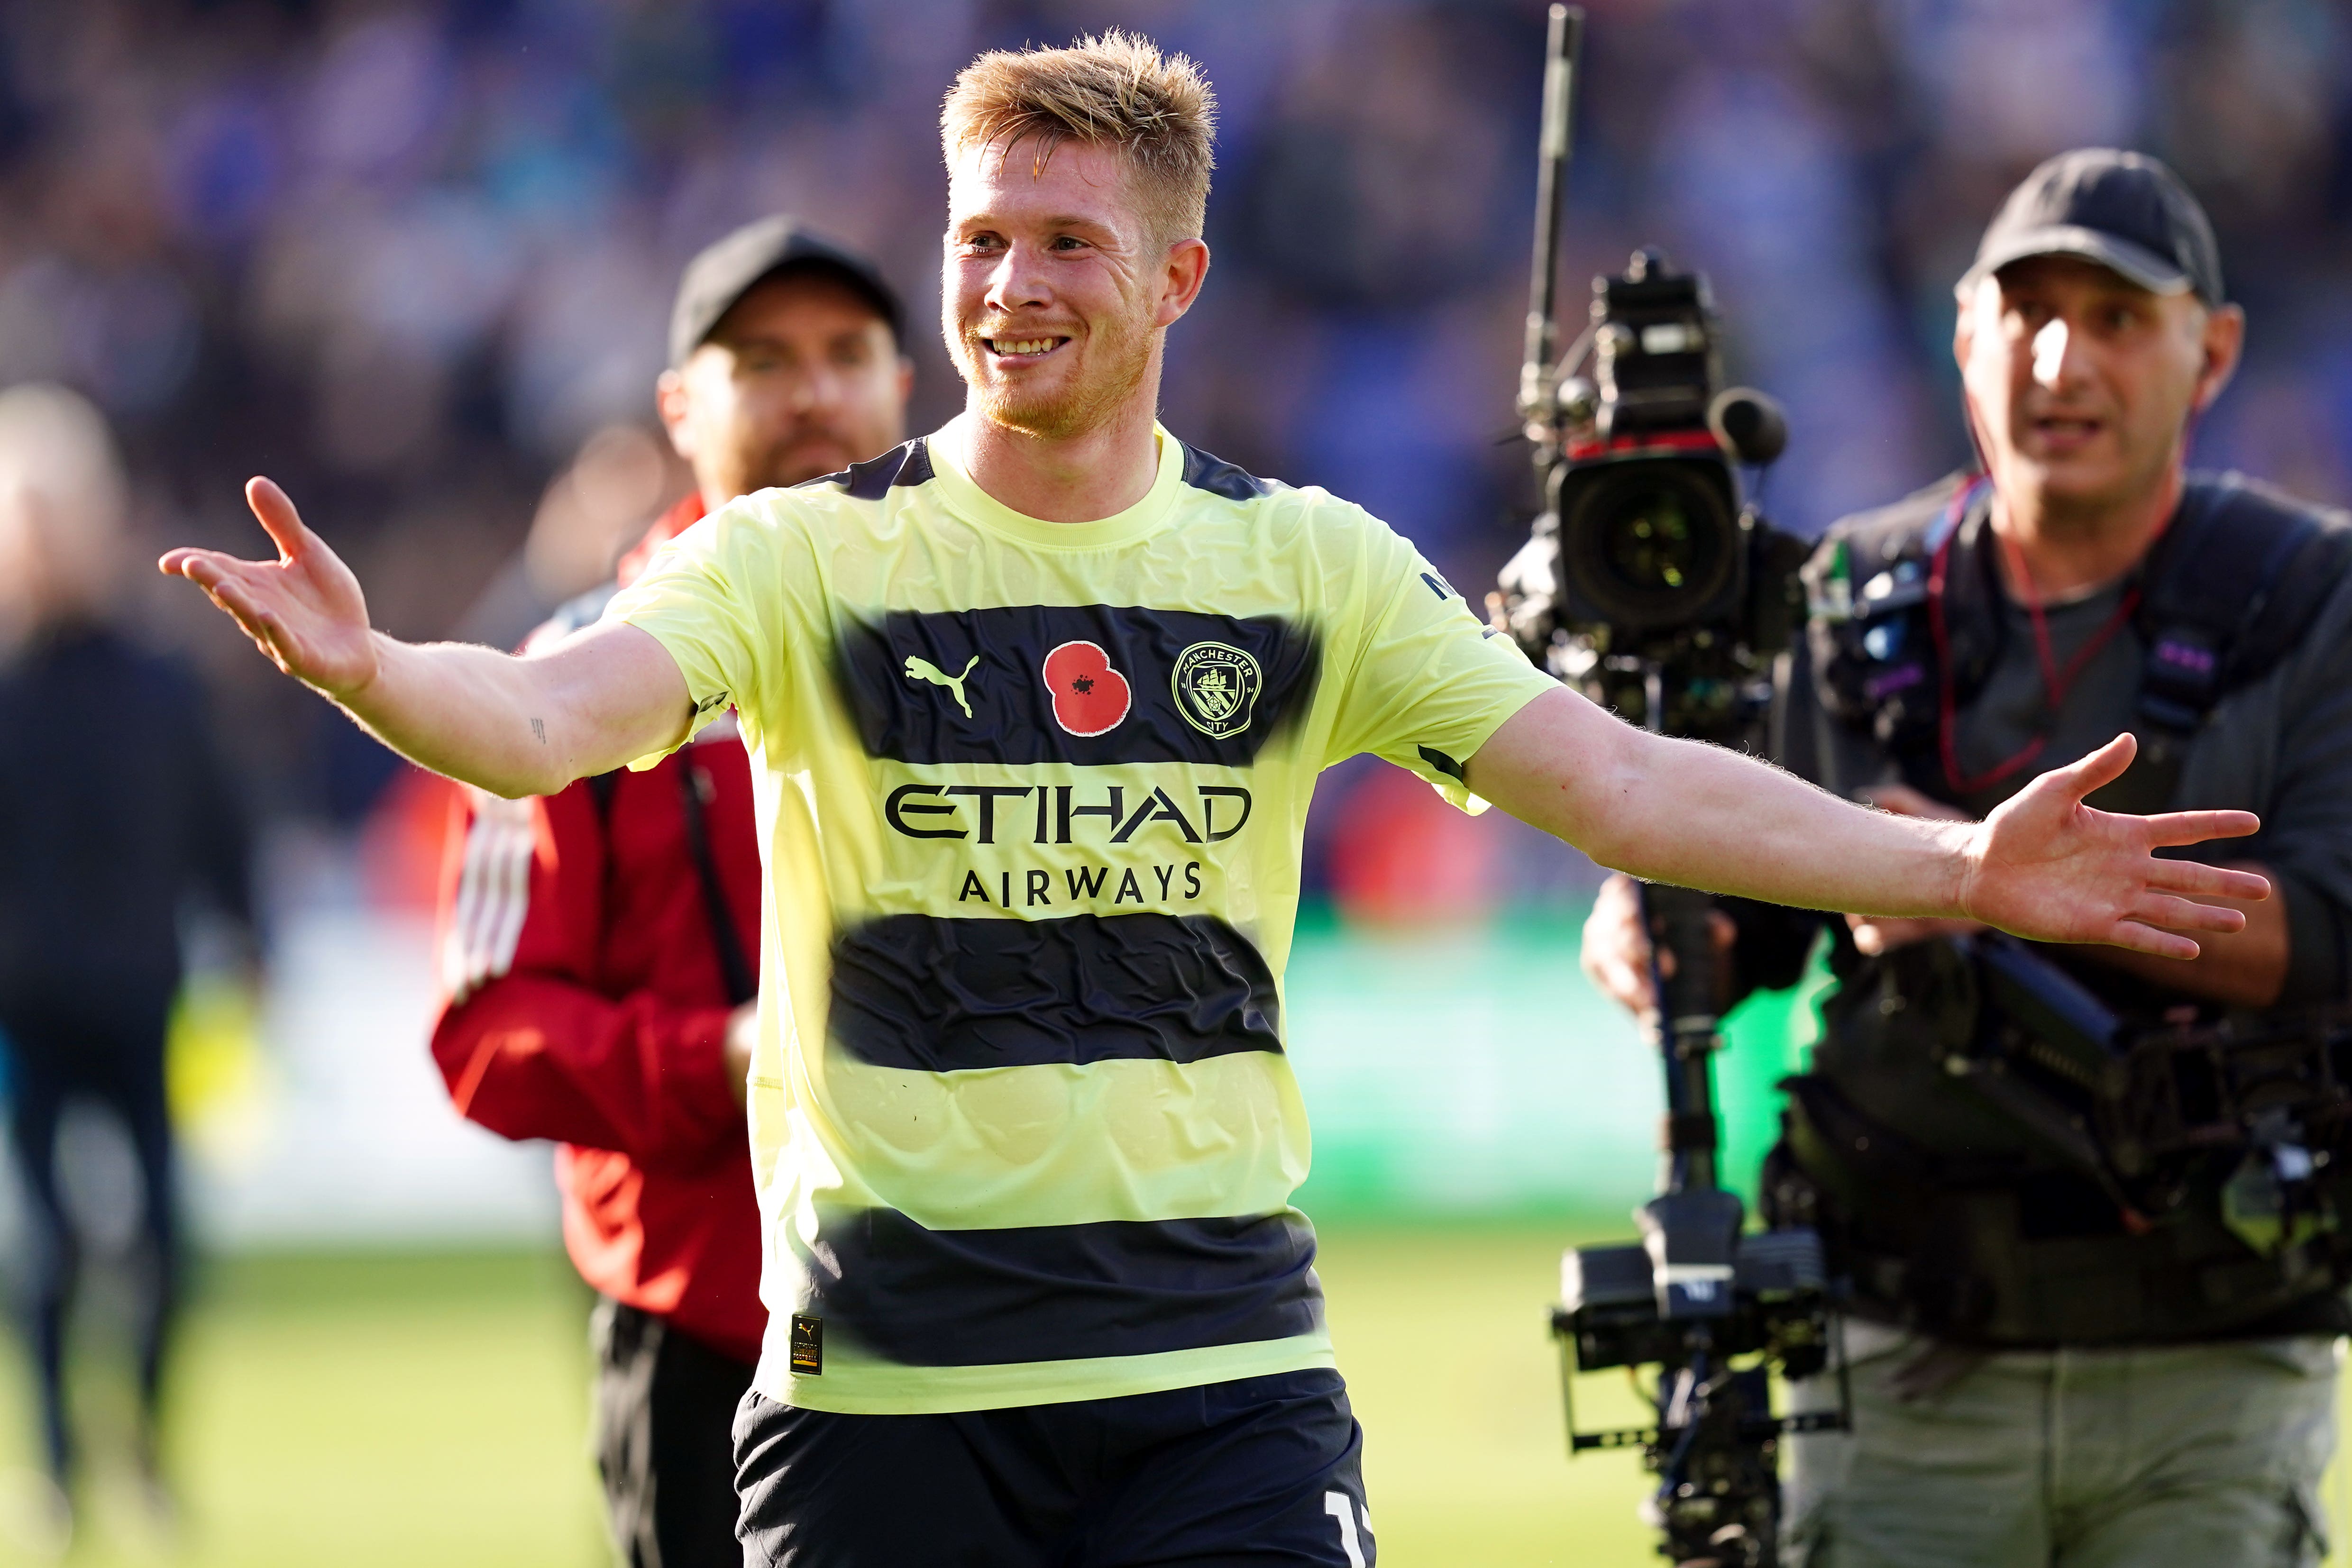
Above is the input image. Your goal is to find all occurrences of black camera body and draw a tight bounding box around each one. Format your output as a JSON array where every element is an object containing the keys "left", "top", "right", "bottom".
[{"left": 1500, "top": 249, "right": 1808, "bottom": 743}]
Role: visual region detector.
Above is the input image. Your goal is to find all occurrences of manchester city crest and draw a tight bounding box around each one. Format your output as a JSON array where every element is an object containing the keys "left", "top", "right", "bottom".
[{"left": 1171, "top": 642, "right": 1263, "bottom": 738}]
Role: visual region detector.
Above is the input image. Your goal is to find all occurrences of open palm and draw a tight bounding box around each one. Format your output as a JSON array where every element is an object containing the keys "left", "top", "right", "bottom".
[
  {"left": 1961, "top": 735, "right": 2267, "bottom": 959},
  {"left": 159, "top": 478, "right": 378, "bottom": 699}
]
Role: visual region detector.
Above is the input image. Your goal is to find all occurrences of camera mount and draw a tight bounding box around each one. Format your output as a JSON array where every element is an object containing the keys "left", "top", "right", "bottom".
[{"left": 1503, "top": 11, "right": 1847, "bottom": 1565}]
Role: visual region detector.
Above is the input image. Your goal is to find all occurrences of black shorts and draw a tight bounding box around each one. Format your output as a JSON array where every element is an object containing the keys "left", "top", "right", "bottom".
[{"left": 732, "top": 1367, "right": 1375, "bottom": 1567}]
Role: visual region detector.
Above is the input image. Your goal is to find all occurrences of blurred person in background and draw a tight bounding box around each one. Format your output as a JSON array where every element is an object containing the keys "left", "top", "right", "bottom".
[
  {"left": 1585, "top": 152, "right": 2352, "bottom": 1567},
  {"left": 0, "top": 384, "right": 254, "bottom": 1551},
  {"left": 430, "top": 219, "right": 909, "bottom": 1568}
]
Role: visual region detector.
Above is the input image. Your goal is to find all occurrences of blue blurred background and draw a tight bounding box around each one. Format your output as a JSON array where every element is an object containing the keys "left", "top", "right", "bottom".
[{"left": 0, "top": 0, "right": 2348, "bottom": 1562}]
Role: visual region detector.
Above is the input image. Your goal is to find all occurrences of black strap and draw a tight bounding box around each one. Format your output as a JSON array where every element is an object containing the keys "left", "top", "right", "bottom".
[{"left": 676, "top": 755, "right": 757, "bottom": 1008}]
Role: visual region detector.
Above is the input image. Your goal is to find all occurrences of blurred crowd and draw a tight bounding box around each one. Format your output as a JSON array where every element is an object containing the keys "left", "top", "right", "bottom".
[{"left": 1, "top": 0, "right": 2347, "bottom": 882}]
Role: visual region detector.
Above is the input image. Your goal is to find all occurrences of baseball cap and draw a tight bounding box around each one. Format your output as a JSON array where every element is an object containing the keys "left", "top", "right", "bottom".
[
  {"left": 1959, "top": 148, "right": 2225, "bottom": 304},
  {"left": 668, "top": 216, "right": 905, "bottom": 367}
]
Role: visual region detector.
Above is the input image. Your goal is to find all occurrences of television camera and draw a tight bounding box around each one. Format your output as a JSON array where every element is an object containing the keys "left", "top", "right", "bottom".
[{"left": 1496, "top": 11, "right": 1842, "bottom": 1567}]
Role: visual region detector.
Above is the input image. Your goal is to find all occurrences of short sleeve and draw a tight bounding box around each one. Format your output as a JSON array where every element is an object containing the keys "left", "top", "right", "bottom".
[
  {"left": 604, "top": 498, "right": 781, "bottom": 768},
  {"left": 1322, "top": 508, "right": 1559, "bottom": 810}
]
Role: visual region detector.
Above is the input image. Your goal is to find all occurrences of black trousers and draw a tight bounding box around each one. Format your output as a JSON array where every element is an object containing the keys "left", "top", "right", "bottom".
[
  {"left": 0, "top": 992, "right": 181, "bottom": 1485},
  {"left": 593, "top": 1297, "right": 758, "bottom": 1568}
]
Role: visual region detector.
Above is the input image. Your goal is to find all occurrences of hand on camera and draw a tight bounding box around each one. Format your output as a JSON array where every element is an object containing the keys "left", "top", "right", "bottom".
[
  {"left": 1846, "top": 783, "right": 1988, "bottom": 955},
  {"left": 1580, "top": 872, "right": 1736, "bottom": 1017}
]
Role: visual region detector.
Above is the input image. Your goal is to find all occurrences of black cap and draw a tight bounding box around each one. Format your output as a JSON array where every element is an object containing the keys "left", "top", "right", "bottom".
[
  {"left": 1961, "top": 148, "right": 2224, "bottom": 304},
  {"left": 668, "top": 216, "right": 905, "bottom": 367}
]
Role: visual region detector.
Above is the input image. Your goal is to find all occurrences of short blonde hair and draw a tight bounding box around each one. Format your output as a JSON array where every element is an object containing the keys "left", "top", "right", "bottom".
[{"left": 941, "top": 29, "right": 1217, "bottom": 245}]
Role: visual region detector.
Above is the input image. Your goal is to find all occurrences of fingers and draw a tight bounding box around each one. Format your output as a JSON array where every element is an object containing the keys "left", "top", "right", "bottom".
[
  {"left": 2108, "top": 921, "right": 2202, "bottom": 961},
  {"left": 2129, "top": 893, "right": 2248, "bottom": 936},
  {"left": 207, "top": 576, "right": 287, "bottom": 655},
  {"left": 2143, "top": 859, "right": 2270, "bottom": 901},
  {"left": 245, "top": 476, "right": 310, "bottom": 561},
  {"left": 2141, "top": 810, "right": 2261, "bottom": 849},
  {"left": 2050, "top": 732, "right": 2136, "bottom": 800},
  {"left": 160, "top": 547, "right": 244, "bottom": 588}
]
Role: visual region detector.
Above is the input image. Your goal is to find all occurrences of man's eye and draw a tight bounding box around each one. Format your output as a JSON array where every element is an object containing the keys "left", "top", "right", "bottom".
[{"left": 1051, "top": 235, "right": 1086, "bottom": 251}]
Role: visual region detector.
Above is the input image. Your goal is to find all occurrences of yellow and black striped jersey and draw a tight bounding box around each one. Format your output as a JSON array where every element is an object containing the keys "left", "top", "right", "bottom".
[{"left": 608, "top": 419, "right": 1558, "bottom": 1414}]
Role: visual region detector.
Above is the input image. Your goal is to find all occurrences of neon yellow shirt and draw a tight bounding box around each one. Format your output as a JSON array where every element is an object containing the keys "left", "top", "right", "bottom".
[{"left": 608, "top": 422, "right": 1557, "bottom": 1413}]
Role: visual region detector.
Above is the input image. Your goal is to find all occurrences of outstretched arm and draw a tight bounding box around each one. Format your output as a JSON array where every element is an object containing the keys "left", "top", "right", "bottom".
[
  {"left": 162, "top": 478, "right": 690, "bottom": 799},
  {"left": 1467, "top": 686, "right": 2267, "bottom": 959}
]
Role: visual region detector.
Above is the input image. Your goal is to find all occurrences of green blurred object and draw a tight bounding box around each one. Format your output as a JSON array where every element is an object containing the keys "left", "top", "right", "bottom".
[{"left": 1285, "top": 899, "right": 1829, "bottom": 1224}]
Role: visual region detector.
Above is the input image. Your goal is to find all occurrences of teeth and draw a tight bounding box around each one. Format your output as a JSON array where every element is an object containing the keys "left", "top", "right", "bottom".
[{"left": 990, "top": 338, "right": 1058, "bottom": 356}]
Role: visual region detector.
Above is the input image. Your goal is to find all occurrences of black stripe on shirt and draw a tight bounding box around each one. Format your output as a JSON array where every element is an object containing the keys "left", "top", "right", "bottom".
[
  {"left": 830, "top": 912, "right": 1280, "bottom": 1072},
  {"left": 801, "top": 439, "right": 938, "bottom": 500},
  {"left": 798, "top": 1206, "right": 1323, "bottom": 1367},
  {"left": 1181, "top": 443, "right": 1272, "bottom": 501},
  {"left": 835, "top": 604, "right": 1319, "bottom": 767}
]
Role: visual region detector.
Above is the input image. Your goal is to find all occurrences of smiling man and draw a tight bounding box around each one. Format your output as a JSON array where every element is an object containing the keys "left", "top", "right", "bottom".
[
  {"left": 1584, "top": 151, "right": 2352, "bottom": 1567},
  {"left": 165, "top": 59, "right": 2274, "bottom": 1567}
]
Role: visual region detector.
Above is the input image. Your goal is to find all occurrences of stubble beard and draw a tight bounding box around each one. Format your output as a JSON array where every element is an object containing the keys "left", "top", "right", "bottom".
[{"left": 959, "top": 309, "right": 1156, "bottom": 443}]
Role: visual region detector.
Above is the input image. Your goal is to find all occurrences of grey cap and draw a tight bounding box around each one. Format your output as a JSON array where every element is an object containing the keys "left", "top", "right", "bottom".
[
  {"left": 668, "top": 216, "right": 904, "bottom": 367},
  {"left": 1960, "top": 148, "right": 2224, "bottom": 304}
]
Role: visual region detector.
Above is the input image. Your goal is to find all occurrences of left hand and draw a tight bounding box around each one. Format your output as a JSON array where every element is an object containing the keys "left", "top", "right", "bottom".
[{"left": 1957, "top": 734, "right": 2268, "bottom": 959}]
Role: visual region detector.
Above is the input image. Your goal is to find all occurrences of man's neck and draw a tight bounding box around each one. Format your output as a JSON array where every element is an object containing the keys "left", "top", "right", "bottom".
[
  {"left": 949, "top": 382, "right": 1164, "bottom": 524},
  {"left": 1990, "top": 462, "right": 2185, "bottom": 603}
]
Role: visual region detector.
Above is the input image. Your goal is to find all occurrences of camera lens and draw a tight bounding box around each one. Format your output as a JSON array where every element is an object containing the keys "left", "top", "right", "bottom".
[
  {"left": 1559, "top": 462, "right": 1738, "bottom": 630},
  {"left": 1602, "top": 486, "right": 1703, "bottom": 593}
]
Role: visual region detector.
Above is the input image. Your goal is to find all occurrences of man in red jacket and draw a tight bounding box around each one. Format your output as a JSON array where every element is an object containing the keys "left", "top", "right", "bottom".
[{"left": 432, "top": 218, "right": 909, "bottom": 1568}]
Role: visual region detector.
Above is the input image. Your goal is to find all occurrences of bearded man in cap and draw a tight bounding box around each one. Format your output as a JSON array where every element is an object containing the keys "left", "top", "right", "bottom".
[
  {"left": 1585, "top": 150, "right": 2352, "bottom": 1566},
  {"left": 430, "top": 217, "right": 910, "bottom": 1568}
]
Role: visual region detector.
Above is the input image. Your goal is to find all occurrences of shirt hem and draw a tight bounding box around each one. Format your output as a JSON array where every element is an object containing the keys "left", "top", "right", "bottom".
[{"left": 752, "top": 1332, "right": 1336, "bottom": 1415}]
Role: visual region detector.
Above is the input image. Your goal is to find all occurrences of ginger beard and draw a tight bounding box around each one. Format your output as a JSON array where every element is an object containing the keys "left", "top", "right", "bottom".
[{"left": 943, "top": 142, "right": 1168, "bottom": 443}]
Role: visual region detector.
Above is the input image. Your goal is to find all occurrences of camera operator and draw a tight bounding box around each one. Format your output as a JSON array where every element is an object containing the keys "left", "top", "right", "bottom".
[{"left": 1583, "top": 149, "right": 2352, "bottom": 1567}]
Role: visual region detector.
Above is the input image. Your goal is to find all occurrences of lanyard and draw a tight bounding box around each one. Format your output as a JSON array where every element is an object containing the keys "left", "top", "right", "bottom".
[{"left": 1927, "top": 477, "right": 2143, "bottom": 798}]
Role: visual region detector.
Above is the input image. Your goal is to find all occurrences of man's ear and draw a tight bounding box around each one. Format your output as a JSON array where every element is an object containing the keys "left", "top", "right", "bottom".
[
  {"left": 1951, "top": 279, "right": 1983, "bottom": 374},
  {"left": 1153, "top": 237, "right": 1211, "bottom": 329},
  {"left": 2193, "top": 302, "right": 2245, "bottom": 415},
  {"left": 655, "top": 367, "right": 696, "bottom": 461}
]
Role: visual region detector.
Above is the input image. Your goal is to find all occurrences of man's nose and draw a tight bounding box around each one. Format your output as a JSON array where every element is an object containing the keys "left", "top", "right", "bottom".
[
  {"left": 789, "top": 365, "right": 842, "bottom": 415},
  {"left": 983, "top": 242, "right": 1051, "bottom": 314},
  {"left": 2032, "top": 318, "right": 2077, "bottom": 391}
]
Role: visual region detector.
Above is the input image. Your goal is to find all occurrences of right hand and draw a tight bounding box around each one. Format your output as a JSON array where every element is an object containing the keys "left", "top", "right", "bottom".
[
  {"left": 159, "top": 478, "right": 378, "bottom": 699},
  {"left": 724, "top": 1002, "right": 756, "bottom": 1109},
  {"left": 1579, "top": 872, "right": 1735, "bottom": 1018}
]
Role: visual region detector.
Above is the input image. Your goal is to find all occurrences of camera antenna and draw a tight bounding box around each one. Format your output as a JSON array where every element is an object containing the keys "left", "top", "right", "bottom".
[{"left": 1518, "top": 5, "right": 1585, "bottom": 458}]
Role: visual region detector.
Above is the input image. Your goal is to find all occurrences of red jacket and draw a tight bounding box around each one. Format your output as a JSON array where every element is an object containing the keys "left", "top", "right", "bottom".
[{"left": 430, "top": 496, "right": 767, "bottom": 1365}]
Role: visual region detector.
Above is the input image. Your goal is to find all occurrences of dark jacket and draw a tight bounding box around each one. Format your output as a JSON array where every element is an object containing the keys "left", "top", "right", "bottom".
[
  {"left": 0, "top": 621, "right": 252, "bottom": 1026},
  {"left": 1748, "top": 474, "right": 2352, "bottom": 1345}
]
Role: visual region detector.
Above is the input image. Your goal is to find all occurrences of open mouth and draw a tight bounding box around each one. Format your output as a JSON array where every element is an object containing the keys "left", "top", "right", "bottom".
[
  {"left": 981, "top": 335, "right": 1071, "bottom": 362},
  {"left": 2031, "top": 414, "right": 2104, "bottom": 450}
]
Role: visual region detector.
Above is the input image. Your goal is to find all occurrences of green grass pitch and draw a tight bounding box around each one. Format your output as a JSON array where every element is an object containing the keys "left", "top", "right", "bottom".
[{"left": 0, "top": 1232, "right": 2339, "bottom": 1566}]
